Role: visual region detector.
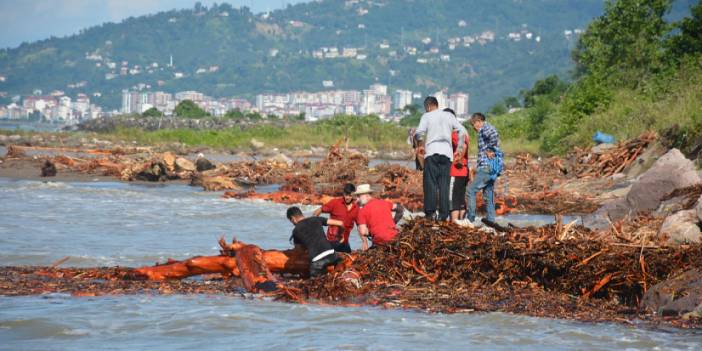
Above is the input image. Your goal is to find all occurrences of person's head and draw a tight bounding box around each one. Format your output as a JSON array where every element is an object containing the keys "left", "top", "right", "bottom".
[
  {"left": 286, "top": 206, "right": 304, "bottom": 224},
  {"left": 443, "top": 108, "right": 456, "bottom": 117},
  {"left": 423, "top": 97, "right": 439, "bottom": 112},
  {"left": 469, "top": 112, "right": 486, "bottom": 131},
  {"left": 353, "top": 184, "right": 374, "bottom": 206},
  {"left": 342, "top": 183, "right": 356, "bottom": 204}
]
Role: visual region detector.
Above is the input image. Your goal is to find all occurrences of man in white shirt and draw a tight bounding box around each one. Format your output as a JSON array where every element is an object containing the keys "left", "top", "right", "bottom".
[{"left": 414, "top": 97, "right": 468, "bottom": 221}]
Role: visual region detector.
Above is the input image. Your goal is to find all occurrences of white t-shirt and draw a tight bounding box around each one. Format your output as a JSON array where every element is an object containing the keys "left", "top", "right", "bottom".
[{"left": 415, "top": 109, "right": 467, "bottom": 161}]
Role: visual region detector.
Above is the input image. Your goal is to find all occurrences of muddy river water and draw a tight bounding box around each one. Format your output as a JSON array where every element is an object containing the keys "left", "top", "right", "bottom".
[{"left": 1, "top": 177, "right": 700, "bottom": 350}]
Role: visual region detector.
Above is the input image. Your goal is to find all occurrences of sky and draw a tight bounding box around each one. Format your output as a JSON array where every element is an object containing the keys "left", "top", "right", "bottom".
[{"left": 0, "top": 0, "right": 309, "bottom": 49}]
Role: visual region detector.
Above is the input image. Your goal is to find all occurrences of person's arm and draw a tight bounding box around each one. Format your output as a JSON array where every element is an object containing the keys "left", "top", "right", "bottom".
[
  {"left": 485, "top": 126, "right": 500, "bottom": 159},
  {"left": 358, "top": 224, "right": 369, "bottom": 251},
  {"left": 452, "top": 120, "right": 468, "bottom": 155},
  {"left": 312, "top": 207, "right": 322, "bottom": 216},
  {"left": 326, "top": 218, "right": 344, "bottom": 227},
  {"left": 392, "top": 202, "right": 405, "bottom": 224},
  {"left": 414, "top": 114, "right": 428, "bottom": 143}
]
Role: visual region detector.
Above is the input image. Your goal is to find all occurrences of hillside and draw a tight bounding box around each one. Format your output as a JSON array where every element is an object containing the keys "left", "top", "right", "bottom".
[{"left": 0, "top": 0, "right": 609, "bottom": 111}]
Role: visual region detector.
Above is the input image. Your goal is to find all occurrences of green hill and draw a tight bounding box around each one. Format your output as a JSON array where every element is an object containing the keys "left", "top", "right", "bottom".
[{"left": 0, "top": 0, "right": 609, "bottom": 111}]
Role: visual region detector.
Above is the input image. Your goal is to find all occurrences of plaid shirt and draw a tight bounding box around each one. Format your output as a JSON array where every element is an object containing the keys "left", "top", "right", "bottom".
[{"left": 476, "top": 122, "right": 500, "bottom": 167}]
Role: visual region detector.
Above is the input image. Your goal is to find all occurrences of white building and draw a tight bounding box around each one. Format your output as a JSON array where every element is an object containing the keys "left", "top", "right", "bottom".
[{"left": 393, "top": 89, "right": 413, "bottom": 110}]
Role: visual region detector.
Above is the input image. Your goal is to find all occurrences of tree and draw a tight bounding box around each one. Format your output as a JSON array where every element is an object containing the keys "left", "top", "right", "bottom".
[
  {"left": 141, "top": 107, "right": 163, "bottom": 118},
  {"left": 174, "top": 100, "right": 209, "bottom": 118},
  {"left": 399, "top": 104, "right": 422, "bottom": 127},
  {"left": 224, "top": 109, "right": 245, "bottom": 119},
  {"left": 572, "top": 0, "right": 672, "bottom": 84},
  {"left": 666, "top": 1, "right": 702, "bottom": 60},
  {"left": 521, "top": 75, "right": 569, "bottom": 107}
]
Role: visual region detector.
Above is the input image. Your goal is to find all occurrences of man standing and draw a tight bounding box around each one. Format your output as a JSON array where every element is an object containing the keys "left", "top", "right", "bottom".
[
  {"left": 444, "top": 108, "right": 470, "bottom": 224},
  {"left": 354, "top": 184, "right": 404, "bottom": 250},
  {"left": 466, "top": 112, "right": 501, "bottom": 226},
  {"left": 286, "top": 206, "right": 344, "bottom": 277},
  {"left": 415, "top": 97, "right": 467, "bottom": 221},
  {"left": 313, "top": 183, "right": 358, "bottom": 253}
]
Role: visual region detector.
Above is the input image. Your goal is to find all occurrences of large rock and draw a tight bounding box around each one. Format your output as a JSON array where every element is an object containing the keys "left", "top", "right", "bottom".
[
  {"left": 250, "top": 138, "right": 265, "bottom": 149},
  {"left": 659, "top": 209, "right": 702, "bottom": 245},
  {"left": 201, "top": 176, "right": 239, "bottom": 191},
  {"left": 175, "top": 157, "right": 196, "bottom": 172},
  {"left": 643, "top": 269, "right": 702, "bottom": 318},
  {"left": 195, "top": 155, "right": 216, "bottom": 172},
  {"left": 626, "top": 149, "right": 700, "bottom": 212},
  {"left": 162, "top": 152, "right": 177, "bottom": 172},
  {"left": 584, "top": 149, "right": 700, "bottom": 230}
]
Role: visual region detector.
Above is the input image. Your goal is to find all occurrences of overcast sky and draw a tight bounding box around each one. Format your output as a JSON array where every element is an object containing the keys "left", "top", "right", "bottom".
[{"left": 0, "top": 0, "right": 309, "bottom": 49}]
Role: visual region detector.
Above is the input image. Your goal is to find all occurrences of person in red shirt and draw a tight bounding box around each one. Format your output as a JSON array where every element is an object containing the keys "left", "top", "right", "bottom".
[
  {"left": 313, "top": 183, "right": 358, "bottom": 253},
  {"left": 444, "top": 108, "right": 470, "bottom": 224},
  {"left": 354, "top": 184, "right": 404, "bottom": 250}
]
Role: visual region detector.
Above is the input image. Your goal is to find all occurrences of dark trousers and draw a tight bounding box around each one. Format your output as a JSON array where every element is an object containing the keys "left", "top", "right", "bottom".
[
  {"left": 423, "top": 154, "right": 451, "bottom": 220},
  {"left": 309, "top": 253, "right": 340, "bottom": 277}
]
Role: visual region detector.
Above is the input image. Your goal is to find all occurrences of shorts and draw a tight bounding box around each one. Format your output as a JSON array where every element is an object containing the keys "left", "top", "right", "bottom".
[{"left": 450, "top": 176, "right": 468, "bottom": 211}]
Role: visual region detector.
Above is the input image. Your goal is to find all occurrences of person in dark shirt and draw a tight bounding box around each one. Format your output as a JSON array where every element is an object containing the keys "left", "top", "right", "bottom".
[{"left": 286, "top": 206, "right": 344, "bottom": 277}]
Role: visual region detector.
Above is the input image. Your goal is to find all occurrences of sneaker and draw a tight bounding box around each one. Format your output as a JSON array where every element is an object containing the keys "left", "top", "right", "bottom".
[{"left": 453, "top": 219, "right": 474, "bottom": 228}]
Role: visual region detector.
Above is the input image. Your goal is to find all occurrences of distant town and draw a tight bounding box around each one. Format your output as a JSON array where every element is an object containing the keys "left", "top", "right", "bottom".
[{"left": 0, "top": 84, "right": 470, "bottom": 123}]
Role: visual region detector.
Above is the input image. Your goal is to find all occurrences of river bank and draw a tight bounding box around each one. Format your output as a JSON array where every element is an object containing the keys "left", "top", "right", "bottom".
[{"left": 1, "top": 131, "right": 702, "bottom": 330}]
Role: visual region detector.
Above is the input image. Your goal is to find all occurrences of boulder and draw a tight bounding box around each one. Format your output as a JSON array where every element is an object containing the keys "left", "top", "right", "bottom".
[
  {"left": 626, "top": 149, "right": 700, "bottom": 213},
  {"left": 659, "top": 209, "right": 702, "bottom": 245},
  {"left": 201, "top": 176, "right": 239, "bottom": 191},
  {"left": 643, "top": 269, "right": 702, "bottom": 318},
  {"left": 585, "top": 149, "right": 700, "bottom": 230},
  {"left": 162, "top": 152, "right": 176, "bottom": 172},
  {"left": 195, "top": 155, "right": 216, "bottom": 172},
  {"left": 654, "top": 195, "right": 687, "bottom": 218},
  {"left": 0, "top": 135, "right": 7, "bottom": 143},
  {"left": 696, "top": 195, "right": 702, "bottom": 223},
  {"left": 41, "top": 160, "right": 57, "bottom": 177},
  {"left": 174, "top": 157, "right": 196, "bottom": 172}
]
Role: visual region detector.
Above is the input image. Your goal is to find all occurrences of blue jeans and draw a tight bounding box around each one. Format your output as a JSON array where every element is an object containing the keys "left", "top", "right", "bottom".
[{"left": 466, "top": 166, "right": 496, "bottom": 222}]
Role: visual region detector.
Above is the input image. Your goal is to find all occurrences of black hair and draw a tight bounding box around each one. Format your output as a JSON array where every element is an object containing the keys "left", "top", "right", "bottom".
[
  {"left": 470, "top": 112, "right": 486, "bottom": 122},
  {"left": 343, "top": 183, "right": 356, "bottom": 195},
  {"left": 423, "top": 96, "right": 438, "bottom": 109},
  {"left": 286, "top": 206, "right": 303, "bottom": 220},
  {"left": 443, "top": 108, "right": 456, "bottom": 116}
]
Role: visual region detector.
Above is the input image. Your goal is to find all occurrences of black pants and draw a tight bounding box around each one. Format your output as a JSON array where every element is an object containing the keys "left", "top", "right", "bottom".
[
  {"left": 423, "top": 154, "right": 451, "bottom": 221},
  {"left": 309, "top": 253, "right": 340, "bottom": 277},
  {"left": 332, "top": 241, "right": 351, "bottom": 253}
]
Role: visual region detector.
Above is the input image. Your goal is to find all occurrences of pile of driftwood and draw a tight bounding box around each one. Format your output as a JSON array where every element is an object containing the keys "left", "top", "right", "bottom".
[{"left": 571, "top": 131, "right": 657, "bottom": 178}]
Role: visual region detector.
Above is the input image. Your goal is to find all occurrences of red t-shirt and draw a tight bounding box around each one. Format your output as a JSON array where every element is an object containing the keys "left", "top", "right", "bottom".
[
  {"left": 357, "top": 198, "right": 398, "bottom": 245},
  {"left": 450, "top": 130, "right": 469, "bottom": 177},
  {"left": 321, "top": 197, "right": 358, "bottom": 242}
]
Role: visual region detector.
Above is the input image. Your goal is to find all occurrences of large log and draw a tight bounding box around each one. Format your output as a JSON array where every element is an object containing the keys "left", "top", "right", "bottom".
[{"left": 133, "top": 240, "right": 311, "bottom": 281}]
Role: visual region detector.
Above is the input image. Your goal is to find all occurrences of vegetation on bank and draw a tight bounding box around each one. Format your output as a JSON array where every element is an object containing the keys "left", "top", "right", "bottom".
[{"left": 487, "top": 0, "right": 702, "bottom": 156}]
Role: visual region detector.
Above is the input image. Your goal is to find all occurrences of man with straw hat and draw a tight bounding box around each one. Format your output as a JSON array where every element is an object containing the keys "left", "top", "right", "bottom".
[{"left": 354, "top": 184, "right": 404, "bottom": 250}]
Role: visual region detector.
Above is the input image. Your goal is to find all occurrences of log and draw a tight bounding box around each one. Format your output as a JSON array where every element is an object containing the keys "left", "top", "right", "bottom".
[{"left": 234, "top": 244, "right": 278, "bottom": 292}]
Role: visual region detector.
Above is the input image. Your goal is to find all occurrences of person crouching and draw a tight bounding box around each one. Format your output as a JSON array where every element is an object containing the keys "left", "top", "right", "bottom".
[{"left": 286, "top": 206, "right": 343, "bottom": 277}]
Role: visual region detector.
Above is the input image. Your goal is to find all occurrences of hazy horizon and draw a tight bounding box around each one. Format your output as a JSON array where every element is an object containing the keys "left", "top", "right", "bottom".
[{"left": 0, "top": 0, "right": 309, "bottom": 50}]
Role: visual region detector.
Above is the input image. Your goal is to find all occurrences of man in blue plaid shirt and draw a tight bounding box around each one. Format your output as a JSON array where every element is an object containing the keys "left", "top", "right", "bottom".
[{"left": 466, "top": 112, "right": 501, "bottom": 226}]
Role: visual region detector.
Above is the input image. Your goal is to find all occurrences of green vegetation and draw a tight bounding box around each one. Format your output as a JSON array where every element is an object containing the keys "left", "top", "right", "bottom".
[
  {"left": 487, "top": 0, "right": 702, "bottom": 156},
  {"left": 141, "top": 107, "right": 163, "bottom": 117},
  {"left": 174, "top": 100, "right": 210, "bottom": 118},
  {"left": 0, "top": 1, "right": 613, "bottom": 111},
  {"left": 106, "top": 115, "right": 407, "bottom": 151}
]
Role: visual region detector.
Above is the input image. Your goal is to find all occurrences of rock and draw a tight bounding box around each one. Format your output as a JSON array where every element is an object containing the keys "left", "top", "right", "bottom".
[
  {"left": 8, "top": 135, "right": 21, "bottom": 141},
  {"left": 250, "top": 138, "right": 265, "bottom": 149},
  {"left": 696, "top": 195, "right": 702, "bottom": 223},
  {"left": 201, "top": 176, "right": 239, "bottom": 191},
  {"left": 643, "top": 269, "right": 702, "bottom": 317},
  {"left": 0, "top": 135, "right": 7, "bottom": 143},
  {"left": 654, "top": 195, "right": 688, "bottom": 218},
  {"left": 41, "top": 160, "right": 57, "bottom": 177},
  {"left": 624, "top": 141, "right": 668, "bottom": 179},
  {"left": 627, "top": 149, "right": 700, "bottom": 212},
  {"left": 268, "top": 153, "right": 293, "bottom": 167},
  {"left": 174, "top": 157, "right": 196, "bottom": 172},
  {"left": 587, "top": 149, "right": 701, "bottom": 230},
  {"left": 195, "top": 156, "right": 216, "bottom": 172},
  {"left": 161, "top": 152, "right": 176, "bottom": 172},
  {"left": 659, "top": 209, "right": 702, "bottom": 245}
]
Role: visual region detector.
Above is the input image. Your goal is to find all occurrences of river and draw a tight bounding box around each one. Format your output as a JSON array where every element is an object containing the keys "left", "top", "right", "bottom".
[{"left": 0, "top": 177, "right": 700, "bottom": 350}]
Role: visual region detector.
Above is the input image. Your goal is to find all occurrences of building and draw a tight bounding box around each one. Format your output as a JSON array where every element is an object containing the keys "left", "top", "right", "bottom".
[
  {"left": 448, "top": 93, "right": 469, "bottom": 116},
  {"left": 393, "top": 90, "right": 413, "bottom": 111}
]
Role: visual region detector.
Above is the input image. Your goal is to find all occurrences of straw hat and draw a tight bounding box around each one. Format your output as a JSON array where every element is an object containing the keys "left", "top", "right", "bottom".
[{"left": 353, "top": 184, "right": 373, "bottom": 195}]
